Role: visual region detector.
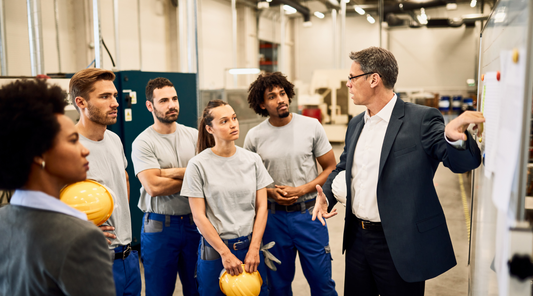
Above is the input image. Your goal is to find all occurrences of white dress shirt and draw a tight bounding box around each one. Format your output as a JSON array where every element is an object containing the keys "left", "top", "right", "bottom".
[
  {"left": 350, "top": 95, "right": 466, "bottom": 222},
  {"left": 10, "top": 189, "right": 88, "bottom": 221},
  {"left": 351, "top": 94, "right": 397, "bottom": 222}
]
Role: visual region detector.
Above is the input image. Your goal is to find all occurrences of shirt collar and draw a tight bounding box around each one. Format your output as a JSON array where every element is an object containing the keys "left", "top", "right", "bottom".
[
  {"left": 10, "top": 189, "right": 88, "bottom": 221},
  {"left": 364, "top": 93, "right": 397, "bottom": 124}
]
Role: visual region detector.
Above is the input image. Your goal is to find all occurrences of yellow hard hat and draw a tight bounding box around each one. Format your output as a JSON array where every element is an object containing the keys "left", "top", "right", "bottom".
[
  {"left": 60, "top": 180, "right": 114, "bottom": 226},
  {"left": 219, "top": 264, "right": 263, "bottom": 296}
]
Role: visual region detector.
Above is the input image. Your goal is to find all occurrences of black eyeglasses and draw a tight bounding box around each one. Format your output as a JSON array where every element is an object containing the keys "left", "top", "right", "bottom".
[{"left": 348, "top": 72, "right": 380, "bottom": 82}]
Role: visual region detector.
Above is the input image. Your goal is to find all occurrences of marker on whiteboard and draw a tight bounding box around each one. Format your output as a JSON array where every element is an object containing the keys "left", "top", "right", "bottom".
[
  {"left": 477, "top": 122, "right": 484, "bottom": 143},
  {"left": 512, "top": 49, "right": 519, "bottom": 63}
]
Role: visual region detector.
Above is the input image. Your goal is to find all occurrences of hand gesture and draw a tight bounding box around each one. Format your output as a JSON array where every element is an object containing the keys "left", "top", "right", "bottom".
[
  {"left": 99, "top": 225, "right": 116, "bottom": 244},
  {"left": 445, "top": 111, "right": 485, "bottom": 141},
  {"left": 221, "top": 252, "right": 243, "bottom": 276},
  {"left": 312, "top": 184, "right": 337, "bottom": 226}
]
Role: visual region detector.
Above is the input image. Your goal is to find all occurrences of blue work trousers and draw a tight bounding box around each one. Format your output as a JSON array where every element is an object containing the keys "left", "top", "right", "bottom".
[
  {"left": 141, "top": 212, "right": 201, "bottom": 296},
  {"left": 196, "top": 235, "right": 269, "bottom": 296},
  {"left": 113, "top": 245, "right": 142, "bottom": 296},
  {"left": 262, "top": 205, "right": 337, "bottom": 296}
]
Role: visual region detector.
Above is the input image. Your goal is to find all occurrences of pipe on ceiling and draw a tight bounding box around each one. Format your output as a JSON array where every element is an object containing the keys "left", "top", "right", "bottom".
[{"left": 27, "top": 0, "right": 45, "bottom": 75}]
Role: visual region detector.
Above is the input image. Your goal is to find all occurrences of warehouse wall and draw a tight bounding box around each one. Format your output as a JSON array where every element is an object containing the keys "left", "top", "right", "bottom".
[
  {"left": 2, "top": 1, "right": 483, "bottom": 92},
  {"left": 295, "top": 2, "right": 482, "bottom": 95}
]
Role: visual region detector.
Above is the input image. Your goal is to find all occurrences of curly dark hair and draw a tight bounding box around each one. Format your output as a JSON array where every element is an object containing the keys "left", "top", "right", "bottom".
[
  {"left": 145, "top": 77, "right": 174, "bottom": 103},
  {"left": 0, "top": 79, "right": 66, "bottom": 190},
  {"left": 247, "top": 72, "right": 295, "bottom": 117}
]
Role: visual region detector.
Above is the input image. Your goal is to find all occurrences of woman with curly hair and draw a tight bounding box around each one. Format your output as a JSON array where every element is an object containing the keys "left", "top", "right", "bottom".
[{"left": 0, "top": 79, "right": 115, "bottom": 296}]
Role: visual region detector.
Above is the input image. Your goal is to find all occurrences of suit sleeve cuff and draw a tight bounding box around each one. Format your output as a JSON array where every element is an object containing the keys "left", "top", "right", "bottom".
[{"left": 444, "top": 131, "right": 466, "bottom": 149}]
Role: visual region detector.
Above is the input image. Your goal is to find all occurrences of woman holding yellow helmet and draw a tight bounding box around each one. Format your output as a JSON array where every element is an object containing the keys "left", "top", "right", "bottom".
[
  {"left": 181, "top": 100, "right": 272, "bottom": 296},
  {"left": 0, "top": 79, "right": 115, "bottom": 295}
]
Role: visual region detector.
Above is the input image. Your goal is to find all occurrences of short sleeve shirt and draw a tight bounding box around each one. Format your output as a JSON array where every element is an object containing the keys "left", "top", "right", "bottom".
[
  {"left": 79, "top": 130, "right": 131, "bottom": 249},
  {"left": 244, "top": 113, "right": 332, "bottom": 203},
  {"left": 131, "top": 124, "right": 197, "bottom": 215},
  {"left": 180, "top": 147, "right": 273, "bottom": 239}
]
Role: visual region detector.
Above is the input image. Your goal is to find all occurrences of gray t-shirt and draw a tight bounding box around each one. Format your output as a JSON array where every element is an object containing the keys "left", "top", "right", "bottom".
[
  {"left": 80, "top": 130, "right": 132, "bottom": 249},
  {"left": 131, "top": 123, "right": 198, "bottom": 215},
  {"left": 244, "top": 113, "right": 332, "bottom": 203},
  {"left": 181, "top": 147, "right": 273, "bottom": 239}
]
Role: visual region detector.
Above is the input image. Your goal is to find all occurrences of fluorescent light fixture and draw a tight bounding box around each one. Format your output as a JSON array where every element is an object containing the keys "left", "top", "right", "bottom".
[
  {"left": 228, "top": 68, "right": 261, "bottom": 75},
  {"left": 366, "top": 14, "right": 375, "bottom": 24},
  {"left": 417, "top": 8, "right": 428, "bottom": 25},
  {"left": 283, "top": 5, "right": 297, "bottom": 14},
  {"left": 354, "top": 5, "right": 365, "bottom": 15},
  {"left": 446, "top": 3, "right": 457, "bottom": 10},
  {"left": 257, "top": 2, "right": 269, "bottom": 9},
  {"left": 344, "top": 0, "right": 350, "bottom": 2},
  {"left": 470, "top": 0, "right": 476, "bottom": 8},
  {"left": 314, "top": 11, "right": 325, "bottom": 19},
  {"left": 266, "top": 0, "right": 272, "bottom": 2}
]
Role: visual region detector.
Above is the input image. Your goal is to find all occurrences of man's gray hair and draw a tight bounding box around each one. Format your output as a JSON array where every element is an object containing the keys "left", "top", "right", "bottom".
[{"left": 349, "top": 47, "right": 398, "bottom": 89}]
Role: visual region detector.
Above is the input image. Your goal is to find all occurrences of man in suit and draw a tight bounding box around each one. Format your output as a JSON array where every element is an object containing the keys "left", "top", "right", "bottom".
[{"left": 312, "top": 47, "right": 484, "bottom": 296}]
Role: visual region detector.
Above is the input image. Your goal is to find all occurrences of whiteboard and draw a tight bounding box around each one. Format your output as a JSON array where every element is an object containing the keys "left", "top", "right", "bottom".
[{"left": 469, "top": 0, "right": 533, "bottom": 295}]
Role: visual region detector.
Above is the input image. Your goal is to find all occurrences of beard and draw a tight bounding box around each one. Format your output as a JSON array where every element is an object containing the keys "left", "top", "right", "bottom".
[
  {"left": 87, "top": 103, "right": 117, "bottom": 126},
  {"left": 154, "top": 106, "right": 178, "bottom": 124},
  {"left": 277, "top": 104, "right": 290, "bottom": 118}
]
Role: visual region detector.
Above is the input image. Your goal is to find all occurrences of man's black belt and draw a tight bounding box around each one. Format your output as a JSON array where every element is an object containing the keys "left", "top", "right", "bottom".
[
  {"left": 114, "top": 244, "right": 131, "bottom": 260},
  {"left": 355, "top": 217, "right": 383, "bottom": 231},
  {"left": 271, "top": 199, "right": 316, "bottom": 213}
]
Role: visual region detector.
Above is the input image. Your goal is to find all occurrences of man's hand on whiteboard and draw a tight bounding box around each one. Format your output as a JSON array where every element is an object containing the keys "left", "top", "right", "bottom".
[{"left": 445, "top": 111, "right": 486, "bottom": 141}]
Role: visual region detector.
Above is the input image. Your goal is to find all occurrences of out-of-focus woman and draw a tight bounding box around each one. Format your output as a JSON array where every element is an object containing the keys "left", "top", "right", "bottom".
[{"left": 0, "top": 79, "right": 116, "bottom": 296}]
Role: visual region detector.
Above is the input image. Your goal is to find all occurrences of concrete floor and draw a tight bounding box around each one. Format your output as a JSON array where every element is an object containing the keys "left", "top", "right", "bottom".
[{"left": 140, "top": 144, "right": 472, "bottom": 296}]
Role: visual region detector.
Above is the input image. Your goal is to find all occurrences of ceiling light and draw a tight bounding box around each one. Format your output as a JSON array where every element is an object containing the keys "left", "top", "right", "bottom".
[
  {"left": 446, "top": 3, "right": 457, "bottom": 10},
  {"left": 366, "top": 14, "right": 375, "bottom": 24},
  {"left": 354, "top": 5, "right": 365, "bottom": 15},
  {"left": 314, "top": 11, "right": 325, "bottom": 19},
  {"left": 257, "top": 2, "right": 269, "bottom": 8},
  {"left": 283, "top": 5, "right": 297, "bottom": 14},
  {"left": 344, "top": 0, "right": 350, "bottom": 2},
  {"left": 228, "top": 68, "right": 261, "bottom": 75},
  {"left": 417, "top": 8, "right": 428, "bottom": 25},
  {"left": 470, "top": 0, "right": 476, "bottom": 8}
]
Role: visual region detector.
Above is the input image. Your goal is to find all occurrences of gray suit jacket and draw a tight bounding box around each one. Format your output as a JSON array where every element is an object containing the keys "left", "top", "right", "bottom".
[
  {"left": 0, "top": 205, "right": 116, "bottom": 296},
  {"left": 323, "top": 99, "right": 481, "bottom": 282}
]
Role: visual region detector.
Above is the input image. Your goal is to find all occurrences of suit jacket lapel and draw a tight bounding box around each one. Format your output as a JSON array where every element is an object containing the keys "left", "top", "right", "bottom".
[
  {"left": 345, "top": 117, "right": 365, "bottom": 211},
  {"left": 379, "top": 99, "right": 405, "bottom": 178}
]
